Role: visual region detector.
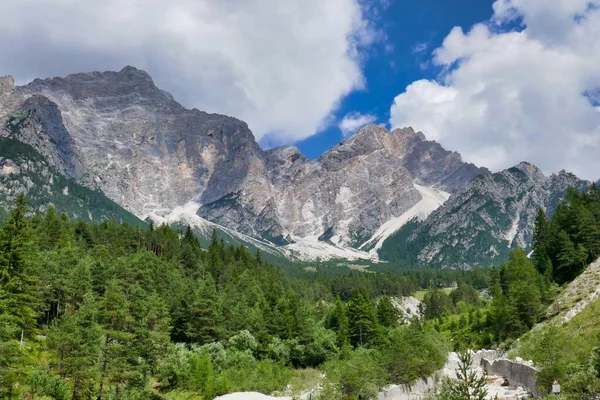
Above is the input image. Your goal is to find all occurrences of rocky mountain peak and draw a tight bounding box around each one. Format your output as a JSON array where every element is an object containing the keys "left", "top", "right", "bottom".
[
  {"left": 338, "top": 124, "right": 389, "bottom": 150},
  {"left": 20, "top": 66, "right": 179, "bottom": 111},
  {"left": 319, "top": 125, "right": 427, "bottom": 170},
  {"left": 390, "top": 126, "right": 426, "bottom": 142},
  {"left": 509, "top": 161, "right": 546, "bottom": 181},
  {"left": 117, "top": 65, "right": 155, "bottom": 85},
  {"left": 553, "top": 169, "right": 579, "bottom": 180},
  {"left": 264, "top": 146, "right": 306, "bottom": 164}
]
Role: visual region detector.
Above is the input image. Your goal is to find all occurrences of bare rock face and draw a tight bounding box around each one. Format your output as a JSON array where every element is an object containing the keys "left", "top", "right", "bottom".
[
  {"left": 0, "top": 67, "right": 487, "bottom": 250},
  {"left": 0, "top": 75, "right": 23, "bottom": 117},
  {"left": 199, "top": 124, "right": 486, "bottom": 247},
  {"left": 263, "top": 126, "right": 423, "bottom": 246},
  {"left": 14, "top": 66, "right": 267, "bottom": 220}
]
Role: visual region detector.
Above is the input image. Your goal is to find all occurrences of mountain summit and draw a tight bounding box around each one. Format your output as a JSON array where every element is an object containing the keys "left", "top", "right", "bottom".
[
  {"left": 0, "top": 68, "right": 487, "bottom": 256},
  {"left": 0, "top": 67, "right": 588, "bottom": 265}
]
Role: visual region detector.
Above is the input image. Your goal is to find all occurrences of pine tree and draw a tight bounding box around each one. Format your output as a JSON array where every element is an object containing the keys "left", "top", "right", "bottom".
[
  {"left": 132, "top": 293, "right": 171, "bottom": 383},
  {"left": 327, "top": 296, "right": 349, "bottom": 347},
  {"left": 0, "top": 193, "right": 38, "bottom": 338},
  {"left": 556, "top": 230, "right": 580, "bottom": 283},
  {"left": 377, "top": 296, "right": 401, "bottom": 327},
  {"left": 348, "top": 291, "right": 381, "bottom": 347},
  {"left": 532, "top": 208, "right": 552, "bottom": 275},
  {"left": 96, "top": 280, "right": 137, "bottom": 398},
  {"left": 489, "top": 269, "right": 508, "bottom": 341},
  {"left": 40, "top": 206, "right": 63, "bottom": 249},
  {"left": 422, "top": 286, "right": 454, "bottom": 319},
  {"left": 575, "top": 207, "right": 600, "bottom": 260},
  {"left": 207, "top": 229, "right": 223, "bottom": 277},
  {"left": 439, "top": 350, "right": 488, "bottom": 400},
  {"left": 0, "top": 196, "right": 34, "bottom": 396},
  {"left": 47, "top": 294, "right": 103, "bottom": 400},
  {"left": 503, "top": 249, "right": 543, "bottom": 335},
  {"left": 0, "top": 313, "right": 24, "bottom": 399},
  {"left": 186, "top": 274, "right": 224, "bottom": 344},
  {"left": 180, "top": 225, "right": 203, "bottom": 276}
]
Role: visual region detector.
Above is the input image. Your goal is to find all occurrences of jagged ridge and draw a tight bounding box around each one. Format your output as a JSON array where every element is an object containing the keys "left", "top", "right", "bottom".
[
  {"left": 379, "top": 162, "right": 589, "bottom": 268},
  {"left": 0, "top": 67, "right": 486, "bottom": 258}
]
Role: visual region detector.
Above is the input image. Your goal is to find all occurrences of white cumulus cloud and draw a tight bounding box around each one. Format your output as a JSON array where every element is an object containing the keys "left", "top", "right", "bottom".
[
  {"left": 0, "top": 0, "right": 377, "bottom": 143},
  {"left": 390, "top": 0, "right": 600, "bottom": 180},
  {"left": 339, "top": 112, "right": 378, "bottom": 136}
]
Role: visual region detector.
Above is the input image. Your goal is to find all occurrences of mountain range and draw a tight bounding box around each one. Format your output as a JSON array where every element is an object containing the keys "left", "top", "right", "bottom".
[{"left": 0, "top": 67, "right": 594, "bottom": 268}]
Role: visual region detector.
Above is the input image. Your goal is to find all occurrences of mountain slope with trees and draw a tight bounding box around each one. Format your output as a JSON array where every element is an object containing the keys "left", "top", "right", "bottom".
[
  {"left": 416, "top": 183, "right": 600, "bottom": 395},
  {"left": 379, "top": 163, "right": 588, "bottom": 268},
  {"left": 0, "top": 195, "right": 451, "bottom": 399}
]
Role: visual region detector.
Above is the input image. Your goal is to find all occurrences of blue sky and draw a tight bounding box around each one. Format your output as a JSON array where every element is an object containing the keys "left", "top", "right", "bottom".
[{"left": 292, "top": 0, "right": 496, "bottom": 159}]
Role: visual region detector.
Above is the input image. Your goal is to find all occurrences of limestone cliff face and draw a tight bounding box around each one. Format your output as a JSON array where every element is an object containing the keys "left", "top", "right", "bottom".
[
  {"left": 0, "top": 67, "right": 486, "bottom": 250},
  {"left": 3, "top": 67, "right": 267, "bottom": 221},
  {"left": 198, "top": 124, "right": 487, "bottom": 247}
]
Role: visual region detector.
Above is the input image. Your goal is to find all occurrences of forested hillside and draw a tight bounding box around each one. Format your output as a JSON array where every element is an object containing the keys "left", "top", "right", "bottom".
[
  {"left": 531, "top": 184, "right": 600, "bottom": 284},
  {"left": 3, "top": 183, "right": 600, "bottom": 398},
  {"left": 0, "top": 195, "right": 451, "bottom": 399}
]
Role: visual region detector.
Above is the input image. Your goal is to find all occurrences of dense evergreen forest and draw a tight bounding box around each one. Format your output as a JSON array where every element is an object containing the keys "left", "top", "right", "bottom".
[
  {"left": 0, "top": 194, "right": 452, "bottom": 399},
  {"left": 532, "top": 184, "right": 600, "bottom": 284},
  {"left": 2, "top": 184, "right": 600, "bottom": 398}
]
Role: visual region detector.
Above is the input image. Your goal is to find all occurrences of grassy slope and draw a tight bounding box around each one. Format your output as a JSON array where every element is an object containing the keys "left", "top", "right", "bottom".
[{"left": 511, "top": 257, "right": 600, "bottom": 365}]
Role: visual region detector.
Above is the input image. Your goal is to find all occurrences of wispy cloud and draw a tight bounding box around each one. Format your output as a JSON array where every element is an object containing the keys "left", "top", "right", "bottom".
[
  {"left": 412, "top": 42, "right": 428, "bottom": 53},
  {"left": 339, "top": 112, "right": 377, "bottom": 136}
]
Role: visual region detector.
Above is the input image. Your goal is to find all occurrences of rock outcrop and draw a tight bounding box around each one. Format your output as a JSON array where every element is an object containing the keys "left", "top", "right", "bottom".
[{"left": 481, "top": 357, "right": 539, "bottom": 395}]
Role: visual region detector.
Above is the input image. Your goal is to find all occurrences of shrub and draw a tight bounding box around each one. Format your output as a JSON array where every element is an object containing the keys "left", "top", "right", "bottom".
[
  {"left": 320, "top": 348, "right": 387, "bottom": 400},
  {"left": 27, "top": 368, "right": 69, "bottom": 400}
]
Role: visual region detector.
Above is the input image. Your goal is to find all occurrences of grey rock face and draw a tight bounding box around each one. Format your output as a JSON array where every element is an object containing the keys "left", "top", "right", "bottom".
[
  {"left": 6, "top": 95, "right": 83, "bottom": 178},
  {"left": 12, "top": 66, "right": 267, "bottom": 220},
  {"left": 380, "top": 162, "right": 588, "bottom": 268},
  {"left": 263, "top": 125, "right": 424, "bottom": 246},
  {"left": 0, "top": 75, "right": 23, "bottom": 117},
  {"left": 0, "top": 67, "right": 486, "bottom": 250},
  {"left": 401, "top": 140, "right": 487, "bottom": 193},
  {"left": 202, "top": 124, "right": 486, "bottom": 248}
]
